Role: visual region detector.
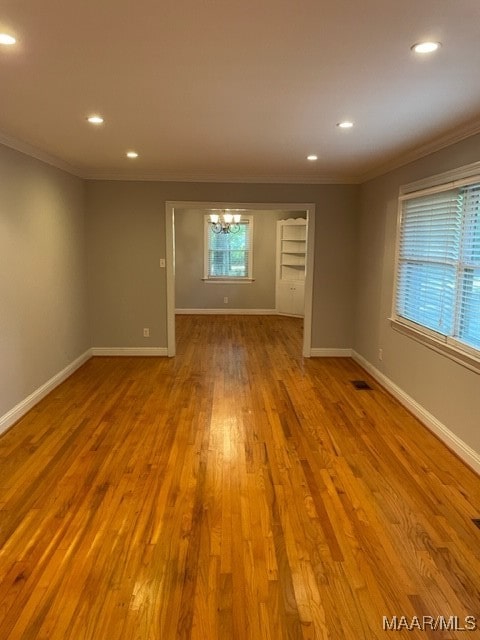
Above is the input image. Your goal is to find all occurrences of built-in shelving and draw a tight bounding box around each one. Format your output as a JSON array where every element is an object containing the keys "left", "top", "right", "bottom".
[{"left": 276, "top": 218, "right": 307, "bottom": 316}]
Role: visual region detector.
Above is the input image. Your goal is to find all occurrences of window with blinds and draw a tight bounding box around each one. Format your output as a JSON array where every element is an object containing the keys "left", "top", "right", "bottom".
[
  {"left": 395, "top": 179, "right": 480, "bottom": 355},
  {"left": 204, "top": 216, "right": 253, "bottom": 280}
]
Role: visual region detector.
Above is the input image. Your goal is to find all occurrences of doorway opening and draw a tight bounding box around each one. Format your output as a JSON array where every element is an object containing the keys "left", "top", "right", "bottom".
[{"left": 165, "top": 201, "right": 315, "bottom": 357}]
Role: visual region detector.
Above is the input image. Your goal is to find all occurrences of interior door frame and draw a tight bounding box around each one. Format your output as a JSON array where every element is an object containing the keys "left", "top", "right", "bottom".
[{"left": 165, "top": 201, "right": 316, "bottom": 357}]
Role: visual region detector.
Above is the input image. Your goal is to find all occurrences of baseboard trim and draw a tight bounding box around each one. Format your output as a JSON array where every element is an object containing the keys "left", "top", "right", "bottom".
[
  {"left": 310, "top": 348, "right": 353, "bottom": 357},
  {"left": 0, "top": 349, "right": 92, "bottom": 438},
  {"left": 175, "top": 308, "right": 276, "bottom": 315},
  {"left": 91, "top": 347, "right": 168, "bottom": 356},
  {"left": 352, "top": 350, "right": 480, "bottom": 475}
]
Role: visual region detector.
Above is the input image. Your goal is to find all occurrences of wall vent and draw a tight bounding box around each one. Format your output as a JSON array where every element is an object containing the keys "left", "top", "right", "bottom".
[{"left": 351, "top": 380, "right": 372, "bottom": 390}]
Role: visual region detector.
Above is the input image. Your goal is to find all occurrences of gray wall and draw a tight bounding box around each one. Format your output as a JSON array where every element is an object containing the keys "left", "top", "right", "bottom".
[
  {"left": 175, "top": 209, "right": 305, "bottom": 310},
  {"left": 0, "top": 144, "right": 89, "bottom": 417},
  {"left": 86, "top": 181, "right": 358, "bottom": 349},
  {"left": 86, "top": 182, "right": 168, "bottom": 348},
  {"left": 2, "top": 132, "right": 479, "bottom": 459},
  {"left": 355, "top": 132, "right": 480, "bottom": 454}
]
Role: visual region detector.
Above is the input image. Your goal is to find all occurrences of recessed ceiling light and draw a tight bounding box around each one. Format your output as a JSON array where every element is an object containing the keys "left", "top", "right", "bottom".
[
  {"left": 307, "top": 155, "right": 318, "bottom": 161},
  {"left": 0, "top": 33, "right": 16, "bottom": 46},
  {"left": 337, "top": 121, "right": 354, "bottom": 129},
  {"left": 87, "top": 115, "right": 104, "bottom": 125},
  {"left": 126, "top": 151, "right": 139, "bottom": 159},
  {"left": 411, "top": 41, "right": 441, "bottom": 54}
]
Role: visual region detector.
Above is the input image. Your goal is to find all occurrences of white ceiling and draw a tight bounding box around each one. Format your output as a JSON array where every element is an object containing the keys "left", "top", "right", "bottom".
[{"left": 1, "top": 0, "right": 480, "bottom": 183}]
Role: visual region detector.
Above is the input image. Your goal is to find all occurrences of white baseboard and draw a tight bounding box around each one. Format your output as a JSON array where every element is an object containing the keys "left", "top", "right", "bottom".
[
  {"left": 91, "top": 347, "right": 168, "bottom": 356},
  {"left": 175, "top": 309, "right": 276, "bottom": 315},
  {"left": 352, "top": 350, "right": 480, "bottom": 475},
  {"left": 310, "top": 348, "right": 353, "bottom": 357},
  {"left": 0, "top": 349, "right": 92, "bottom": 438}
]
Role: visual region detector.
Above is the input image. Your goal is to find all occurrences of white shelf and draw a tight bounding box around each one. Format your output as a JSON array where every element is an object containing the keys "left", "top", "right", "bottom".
[
  {"left": 282, "top": 257, "right": 306, "bottom": 266},
  {"left": 282, "top": 240, "right": 306, "bottom": 253},
  {"left": 282, "top": 226, "right": 306, "bottom": 241},
  {"left": 276, "top": 218, "right": 307, "bottom": 315}
]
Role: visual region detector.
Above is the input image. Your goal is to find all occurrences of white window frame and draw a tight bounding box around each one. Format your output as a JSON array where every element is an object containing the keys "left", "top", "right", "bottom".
[
  {"left": 203, "top": 214, "right": 254, "bottom": 283},
  {"left": 391, "top": 162, "right": 480, "bottom": 374}
]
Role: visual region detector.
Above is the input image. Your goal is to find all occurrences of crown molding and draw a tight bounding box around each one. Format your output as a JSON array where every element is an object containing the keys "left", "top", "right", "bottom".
[
  {"left": 0, "top": 133, "right": 358, "bottom": 183},
  {"left": 80, "top": 169, "right": 360, "bottom": 184},
  {"left": 359, "top": 117, "right": 480, "bottom": 183},
  {"left": 0, "top": 131, "right": 82, "bottom": 177},
  {"left": 3, "top": 115, "right": 480, "bottom": 186},
  {"left": 0, "top": 132, "right": 356, "bottom": 183},
  {"left": 399, "top": 160, "right": 480, "bottom": 195}
]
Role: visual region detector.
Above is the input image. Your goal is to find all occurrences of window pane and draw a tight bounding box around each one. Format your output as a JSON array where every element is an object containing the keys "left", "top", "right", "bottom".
[
  {"left": 398, "top": 262, "right": 456, "bottom": 335},
  {"left": 401, "top": 191, "right": 461, "bottom": 261},
  {"left": 396, "top": 178, "right": 480, "bottom": 358},
  {"left": 208, "top": 250, "right": 248, "bottom": 277},
  {"left": 397, "top": 189, "right": 459, "bottom": 337},
  {"left": 457, "top": 185, "right": 480, "bottom": 348},
  {"left": 460, "top": 185, "right": 480, "bottom": 266},
  {"left": 458, "top": 269, "right": 480, "bottom": 349},
  {"left": 207, "top": 220, "right": 250, "bottom": 278}
]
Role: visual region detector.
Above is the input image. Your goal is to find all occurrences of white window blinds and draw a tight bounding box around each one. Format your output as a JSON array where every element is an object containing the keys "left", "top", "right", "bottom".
[
  {"left": 396, "top": 181, "right": 480, "bottom": 352},
  {"left": 458, "top": 184, "right": 480, "bottom": 348},
  {"left": 206, "top": 218, "right": 252, "bottom": 279}
]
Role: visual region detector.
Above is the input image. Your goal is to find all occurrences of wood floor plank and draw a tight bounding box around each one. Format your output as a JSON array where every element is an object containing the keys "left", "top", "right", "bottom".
[{"left": 0, "top": 314, "right": 479, "bottom": 639}]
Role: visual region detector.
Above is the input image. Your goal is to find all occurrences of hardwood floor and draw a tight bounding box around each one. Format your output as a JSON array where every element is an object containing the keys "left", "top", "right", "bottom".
[{"left": 0, "top": 314, "right": 479, "bottom": 639}]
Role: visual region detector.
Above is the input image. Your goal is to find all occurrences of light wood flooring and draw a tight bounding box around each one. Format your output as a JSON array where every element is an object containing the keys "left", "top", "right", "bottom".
[{"left": 0, "top": 314, "right": 479, "bottom": 639}]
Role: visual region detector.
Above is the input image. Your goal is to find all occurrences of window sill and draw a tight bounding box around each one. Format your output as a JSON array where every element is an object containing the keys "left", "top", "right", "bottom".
[
  {"left": 202, "top": 278, "right": 255, "bottom": 284},
  {"left": 390, "top": 317, "right": 480, "bottom": 375}
]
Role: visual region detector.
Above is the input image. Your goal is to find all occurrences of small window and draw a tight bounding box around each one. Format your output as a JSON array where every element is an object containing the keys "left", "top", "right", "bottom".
[
  {"left": 204, "top": 215, "right": 253, "bottom": 281},
  {"left": 393, "top": 176, "right": 480, "bottom": 364}
]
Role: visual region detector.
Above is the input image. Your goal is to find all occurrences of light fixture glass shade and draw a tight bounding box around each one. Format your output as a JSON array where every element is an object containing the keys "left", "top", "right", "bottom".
[{"left": 209, "top": 210, "right": 241, "bottom": 234}]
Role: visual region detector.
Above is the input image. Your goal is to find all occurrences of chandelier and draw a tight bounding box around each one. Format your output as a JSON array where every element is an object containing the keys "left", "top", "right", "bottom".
[{"left": 209, "top": 210, "right": 241, "bottom": 234}]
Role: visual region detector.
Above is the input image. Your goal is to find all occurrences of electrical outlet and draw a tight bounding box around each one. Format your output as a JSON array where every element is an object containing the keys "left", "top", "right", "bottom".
[
  {"left": 224, "top": 297, "right": 228, "bottom": 304},
  {"left": 378, "top": 348, "right": 383, "bottom": 361},
  {"left": 159, "top": 258, "right": 165, "bottom": 268},
  {"left": 143, "top": 328, "right": 150, "bottom": 338}
]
